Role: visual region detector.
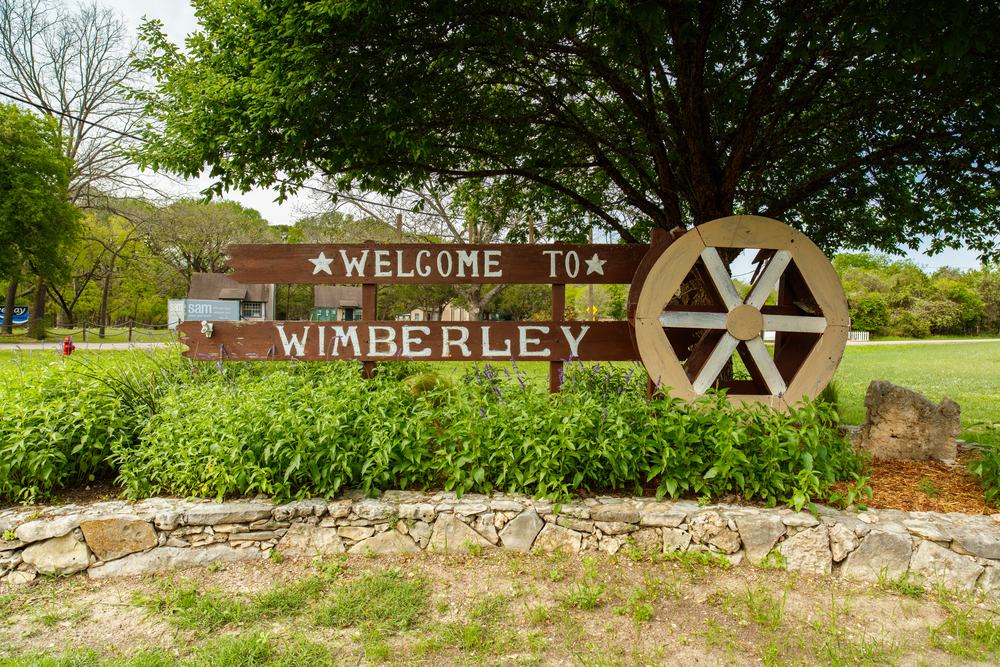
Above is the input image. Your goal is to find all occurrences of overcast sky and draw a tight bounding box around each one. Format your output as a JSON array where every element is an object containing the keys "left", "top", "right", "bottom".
[{"left": 102, "top": 0, "right": 989, "bottom": 271}]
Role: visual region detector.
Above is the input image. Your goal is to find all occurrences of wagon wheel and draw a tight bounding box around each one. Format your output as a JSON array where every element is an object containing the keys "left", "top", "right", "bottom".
[{"left": 631, "top": 216, "right": 850, "bottom": 410}]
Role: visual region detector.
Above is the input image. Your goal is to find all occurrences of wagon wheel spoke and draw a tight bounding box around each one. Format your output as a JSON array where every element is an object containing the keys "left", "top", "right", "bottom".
[
  {"left": 657, "top": 312, "right": 728, "bottom": 329},
  {"left": 746, "top": 250, "right": 792, "bottom": 308},
  {"left": 700, "top": 247, "right": 744, "bottom": 310},
  {"left": 761, "top": 314, "right": 827, "bottom": 334},
  {"left": 743, "top": 337, "right": 787, "bottom": 395},
  {"left": 692, "top": 333, "right": 740, "bottom": 394}
]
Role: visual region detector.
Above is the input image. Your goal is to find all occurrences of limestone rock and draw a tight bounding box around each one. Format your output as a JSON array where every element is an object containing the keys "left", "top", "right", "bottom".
[
  {"left": 979, "top": 566, "right": 1000, "bottom": 595},
  {"left": 453, "top": 503, "right": 489, "bottom": 516},
  {"left": 473, "top": 513, "right": 499, "bottom": 545},
  {"left": 829, "top": 522, "right": 860, "bottom": 562},
  {"left": 0, "top": 537, "right": 23, "bottom": 551},
  {"left": 499, "top": 509, "right": 544, "bottom": 552},
  {"left": 348, "top": 530, "right": 421, "bottom": 556},
  {"left": 22, "top": 533, "right": 91, "bottom": 575},
  {"left": 409, "top": 521, "right": 432, "bottom": 548},
  {"left": 663, "top": 528, "right": 692, "bottom": 553},
  {"left": 857, "top": 381, "right": 960, "bottom": 463},
  {"left": 735, "top": 515, "right": 785, "bottom": 565},
  {"left": 399, "top": 503, "right": 436, "bottom": 522},
  {"left": 326, "top": 500, "right": 353, "bottom": 518},
  {"left": 7, "top": 570, "right": 36, "bottom": 586},
  {"left": 79, "top": 518, "right": 157, "bottom": 562},
  {"left": 780, "top": 525, "right": 831, "bottom": 576},
  {"left": 909, "top": 540, "right": 984, "bottom": 592},
  {"left": 950, "top": 530, "right": 1000, "bottom": 560},
  {"left": 902, "top": 520, "right": 953, "bottom": 543},
  {"left": 591, "top": 506, "right": 639, "bottom": 524},
  {"left": 601, "top": 536, "right": 621, "bottom": 555},
  {"left": 272, "top": 502, "right": 299, "bottom": 522},
  {"left": 489, "top": 499, "right": 526, "bottom": 512},
  {"left": 595, "top": 521, "right": 638, "bottom": 536},
  {"left": 781, "top": 513, "right": 820, "bottom": 528},
  {"left": 153, "top": 511, "right": 183, "bottom": 531},
  {"left": 629, "top": 528, "right": 663, "bottom": 552},
  {"left": 639, "top": 503, "right": 686, "bottom": 527},
  {"left": 842, "top": 529, "right": 912, "bottom": 583},
  {"left": 277, "top": 524, "right": 344, "bottom": 558},
  {"left": 88, "top": 544, "right": 261, "bottom": 579},
  {"left": 533, "top": 524, "right": 582, "bottom": 554},
  {"left": 338, "top": 526, "right": 376, "bottom": 542},
  {"left": 15, "top": 515, "right": 85, "bottom": 544},
  {"left": 428, "top": 513, "right": 493, "bottom": 555},
  {"left": 689, "top": 512, "right": 726, "bottom": 544},
  {"left": 186, "top": 504, "right": 272, "bottom": 526},
  {"left": 557, "top": 517, "right": 594, "bottom": 533},
  {"left": 354, "top": 500, "right": 396, "bottom": 521},
  {"left": 690, "top": 512, "right": 740, "bottom": 554},
  {"left": 556, "top": 504, "right": 591, "bottom": 519}
]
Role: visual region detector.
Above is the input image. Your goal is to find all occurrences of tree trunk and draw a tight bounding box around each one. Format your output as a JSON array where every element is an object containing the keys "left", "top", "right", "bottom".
[
  {"left": 98, "top": 273, "right": 112, "bottom": 338},
  {"left": 98, "top": 253, "right": 120, "bottom": 338},
  {"left": 30, "top": 276, "right": 46, "bottom": 340},
  {"left": 457, "top": 284, "right": 505, "bottom": 321},
  {"left": 2, "top": 271, "right": 18, "bottom": 335}
]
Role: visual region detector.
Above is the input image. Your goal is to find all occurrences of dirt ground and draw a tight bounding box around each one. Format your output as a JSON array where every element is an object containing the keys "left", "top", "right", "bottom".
[{"left": 2, "top": 547, "right": 999, "bottom": 666}]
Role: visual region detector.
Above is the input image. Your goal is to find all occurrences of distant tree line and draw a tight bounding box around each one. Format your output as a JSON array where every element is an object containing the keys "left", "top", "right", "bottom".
[{"left": 834, "top": 254, "right": 1000, "bottom": 337}]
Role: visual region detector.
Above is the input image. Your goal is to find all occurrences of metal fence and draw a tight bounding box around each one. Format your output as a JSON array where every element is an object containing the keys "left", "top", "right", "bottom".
[{"left": 0, "top": 319, "right": 178, "bottom": 343}]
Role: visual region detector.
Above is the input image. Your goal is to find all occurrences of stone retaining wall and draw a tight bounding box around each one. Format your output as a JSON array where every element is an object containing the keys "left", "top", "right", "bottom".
[{"left": 2, "top": 490, "right": 1000, "bottom": 594}]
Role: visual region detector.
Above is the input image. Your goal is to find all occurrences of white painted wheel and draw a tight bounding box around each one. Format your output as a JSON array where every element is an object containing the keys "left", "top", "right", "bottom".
[{"left": 633, "top": 216, "right": 849, "bottom": 410}]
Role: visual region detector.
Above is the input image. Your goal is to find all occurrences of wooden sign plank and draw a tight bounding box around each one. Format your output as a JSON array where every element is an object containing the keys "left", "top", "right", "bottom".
[
  {"left": 177, "top": 320, "right": 639, "bottom": 362},
  {"left": 223, "top": 243, "right": 649, "bottom": 285}
]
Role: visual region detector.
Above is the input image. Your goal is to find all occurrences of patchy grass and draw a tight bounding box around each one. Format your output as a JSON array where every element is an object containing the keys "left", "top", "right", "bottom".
[
  {"left": 315, "top": 567, "right": 427, "bottom": 632},
  {"left": 0, "top": 552, "right": 993, "bottom": 666}
]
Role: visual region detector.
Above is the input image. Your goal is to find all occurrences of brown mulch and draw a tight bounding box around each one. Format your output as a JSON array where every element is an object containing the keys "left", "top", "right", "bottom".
[{"left": 857, "top": 457, "right": 995, "bottom": 515}]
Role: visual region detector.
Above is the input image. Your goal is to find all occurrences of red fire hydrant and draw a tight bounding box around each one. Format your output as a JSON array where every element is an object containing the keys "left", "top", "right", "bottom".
[{"left": 62, "top": 336, "right": 76, "bottom": 356}]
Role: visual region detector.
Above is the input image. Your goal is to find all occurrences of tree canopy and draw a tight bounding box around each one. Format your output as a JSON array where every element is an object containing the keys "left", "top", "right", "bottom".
[
  {"left": 134, "top": 0, "right": 1000, "bottom": 258},
  {"left": 0, "top": 102, "right": 81, "bottom": 282}
]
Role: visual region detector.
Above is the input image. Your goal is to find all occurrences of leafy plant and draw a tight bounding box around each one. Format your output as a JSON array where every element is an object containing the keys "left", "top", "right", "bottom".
[
  {"left": 918, "top": 477, "right": 942, "bottom": 498},
  {"left": 967, "top": 423, "right": 1000, "bottom": 505}
]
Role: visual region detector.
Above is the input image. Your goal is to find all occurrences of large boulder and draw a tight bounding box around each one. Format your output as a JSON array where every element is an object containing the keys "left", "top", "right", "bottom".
[{"left": 856, "top": 381, "right": 960, "bottom": 463}]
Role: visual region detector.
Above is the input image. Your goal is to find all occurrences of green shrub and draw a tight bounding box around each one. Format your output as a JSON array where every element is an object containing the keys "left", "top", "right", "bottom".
[
  {"left": 848, "top": 292, "right": 889, "bottom": 332},
  {"left": 114, "top": 359, "right": 866, "bottom": 511},
  {"left": 967, "top": 424, "right": 1000, "bottom": 505},
  {"left": 888, "top": 309, "right": 930, "bottom": 338},
  {"left": 0, "top": 363, "right": 133, "bottom": 502}
]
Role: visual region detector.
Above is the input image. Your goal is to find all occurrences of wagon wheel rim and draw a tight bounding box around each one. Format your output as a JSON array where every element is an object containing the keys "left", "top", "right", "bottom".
[{"left": 632, "top": 216, "right": 850, "bottom": 409}]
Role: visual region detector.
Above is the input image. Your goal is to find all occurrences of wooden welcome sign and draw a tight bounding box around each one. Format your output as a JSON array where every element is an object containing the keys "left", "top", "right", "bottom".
[{"left": 178, "top": 216, "right": 850, "bottom": 408}]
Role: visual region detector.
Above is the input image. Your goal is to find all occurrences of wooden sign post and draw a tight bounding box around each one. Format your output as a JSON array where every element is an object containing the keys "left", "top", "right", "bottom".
[
  {"left": 177, "top": 217, "right": 849, "bottom": 408},
  {"left": 179, "top": 241, "right": 649, "bottom": 391}
]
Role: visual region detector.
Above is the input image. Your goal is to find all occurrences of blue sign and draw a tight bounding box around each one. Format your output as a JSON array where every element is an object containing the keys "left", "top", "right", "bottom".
[
  {"left": 184, "top": 299, "right": 240, "bottom": 321},
  {"left": 0, "top": 306, "right": 28, "bottom": 324}
]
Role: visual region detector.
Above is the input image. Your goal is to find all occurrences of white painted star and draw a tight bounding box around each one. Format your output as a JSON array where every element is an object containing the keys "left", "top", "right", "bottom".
[
  {"left": 585, "top": 253, "right": 607, "bottom": 276},
  {"left": 308, "top": 251, "right": 334, "bottom": 275}
]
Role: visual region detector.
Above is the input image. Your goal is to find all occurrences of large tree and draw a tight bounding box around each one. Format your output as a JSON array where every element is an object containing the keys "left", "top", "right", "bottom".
[
  {"left": 144, "top": 198, "right": 276, "bottom": 286},
  {"left": 0, "top": 102, "right": 80, "bottom": 333},
  {"left": 133, "top": 0, "right": 1000, "bottom": 259},
  {"left": 0, "top": 0, "right": 151, "bottom": 206}
]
